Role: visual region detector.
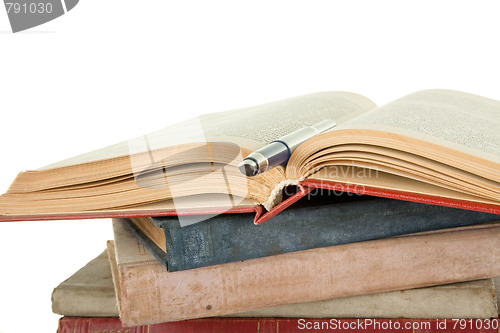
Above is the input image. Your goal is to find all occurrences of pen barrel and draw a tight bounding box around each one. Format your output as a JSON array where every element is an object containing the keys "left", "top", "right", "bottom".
[
  {"left": 277, "top": 119, "right": 336, "bottom": 152},
  {"left": 262, "top": 142, "right": 291, "bottom": 168},
  {"left": 248, "top": 142, "right": 290, "bottom": 173},
  {"left": 239, "top": 119, "right": 336, "bottom": 176}
]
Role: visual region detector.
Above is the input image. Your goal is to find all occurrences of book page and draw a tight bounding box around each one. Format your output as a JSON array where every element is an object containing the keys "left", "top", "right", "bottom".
[
  {"left": 337, "top": 90, "right": 500, "bottom": 164},
  {"left": 42, "top": 92, "right": 376, "bottom": 169},
  {"left": 198, "top": 91, "right": 376, "bottom": 150}
]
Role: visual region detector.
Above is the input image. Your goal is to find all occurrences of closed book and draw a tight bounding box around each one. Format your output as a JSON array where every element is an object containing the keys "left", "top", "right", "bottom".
[
  {"left": 495, "top": 277, "right": 500, "bottom": 306},
  {"left": 52, "top": 248, "right": 499, "bottom": 319},
  {"left": 56, "top": 316, "right": 500, "bottom": 333},
  {"left": 109, "top": 219, "right": 500, "bottom": 326},
  {"left": 125, "top": 196, "right": 500, "bottom": 271},
  {"left": 51, "top": 250, "right": 117, "bottom": 317}
]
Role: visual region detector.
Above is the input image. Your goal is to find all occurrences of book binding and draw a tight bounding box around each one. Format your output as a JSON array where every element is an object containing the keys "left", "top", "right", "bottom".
[{"left": 57, "top": 316, "right": 500, "bottom": 333}]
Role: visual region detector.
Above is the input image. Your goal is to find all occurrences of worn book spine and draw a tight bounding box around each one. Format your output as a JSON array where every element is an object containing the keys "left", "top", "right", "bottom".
[
  {"left": 110, "top": 219, "right": 500, "bottom": 326},
  {"left": 138, "top": 198, "right": 500, "bottom": 271},
  {"left": 495, "top": 276, "right": 500, "bottom": 306},
  {"left": 51, "top": 251, "right": 118, "bottom": 317},
  {"left": 234, "top": 279, "right": 499, "bottom": 319},
  {"left": 53, "top": 245, "right": 499, "bottom": 318},
  {"left": 57, "top": 316, "right": 500, "bottom": 333}
]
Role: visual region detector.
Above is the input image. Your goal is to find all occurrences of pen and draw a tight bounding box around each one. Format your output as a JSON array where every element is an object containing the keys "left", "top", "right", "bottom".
[{"left": 238, "top": 119, "right": 337, "bottom": 177}]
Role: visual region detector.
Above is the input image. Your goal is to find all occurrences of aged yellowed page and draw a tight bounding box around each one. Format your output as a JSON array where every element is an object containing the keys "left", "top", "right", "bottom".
[
  {"left": 42, "top": 91, "right": 376, "bottom": 169},
  {"left": 337, "top": 89, "right": 500, "bottom": 164}
]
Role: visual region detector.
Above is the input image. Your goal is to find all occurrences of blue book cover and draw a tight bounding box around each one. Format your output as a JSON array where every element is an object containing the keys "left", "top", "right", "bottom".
[{"left": 123, "top": 195, "right": 500, "bottom": 272}]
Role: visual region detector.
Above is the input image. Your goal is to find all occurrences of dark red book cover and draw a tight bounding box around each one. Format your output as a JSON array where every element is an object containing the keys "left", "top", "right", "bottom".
[{"left": 57, "top": 316, "right": 500, "bottom": 333}]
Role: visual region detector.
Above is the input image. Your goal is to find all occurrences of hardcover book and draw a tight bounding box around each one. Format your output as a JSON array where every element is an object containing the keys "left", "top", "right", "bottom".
[
  {"left": 52, "top": 249, "right": 499, "bottom": 319},
  {"left": 108, "top": 219, "right": 500, "bottom": 326},
  {"left": 124, "top": 195, "right": 500, "bottom": 271},
  {"left": 56, "top": 317, "right": 500, "bottom": 333},
  {"left": 0, "top": 90, "right": 500, "bottom": 223},
  {"left": 51, "top": 250, "right": 117, "bottom": 317}
]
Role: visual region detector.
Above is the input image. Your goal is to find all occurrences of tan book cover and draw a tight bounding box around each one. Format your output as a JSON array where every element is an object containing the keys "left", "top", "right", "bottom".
[
  {"left": 109, "top": 219, "right": 500, "bottom": 326},
  {"left": 51, "top": 251, "right": 117, "bottom": 317},
  {"left": 494, "top": 277, "right": 500, "bottom": 307},
  {"left": 52, "top": 248, "right": 499, "bottom": 319}
]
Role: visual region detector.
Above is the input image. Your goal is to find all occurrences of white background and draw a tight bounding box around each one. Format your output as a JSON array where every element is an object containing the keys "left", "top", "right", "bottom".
[{"left": 0, "top": 1, "right": 500, "bottom": 332}]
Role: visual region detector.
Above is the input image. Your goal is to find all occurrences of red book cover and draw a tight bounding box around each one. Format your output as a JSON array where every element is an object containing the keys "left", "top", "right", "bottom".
[
  {"left": 253, "top": 180, "right": 500, "bottom": 224},
  {"left": 57, "top": 316, "right": 500, "bottom": 333}
]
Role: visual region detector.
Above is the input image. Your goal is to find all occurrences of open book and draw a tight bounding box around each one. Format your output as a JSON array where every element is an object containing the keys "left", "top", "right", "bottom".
[{"left": 1, "top": 89, "right": 499, "bottom": 223}]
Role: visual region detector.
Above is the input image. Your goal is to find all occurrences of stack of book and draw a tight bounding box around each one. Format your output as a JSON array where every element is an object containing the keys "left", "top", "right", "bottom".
[
  {"left": 52, "top": 198, "right": 500, "bottom": 332},
  {"left": 1, "top": 89, "right": 500, "bottom": 332}
]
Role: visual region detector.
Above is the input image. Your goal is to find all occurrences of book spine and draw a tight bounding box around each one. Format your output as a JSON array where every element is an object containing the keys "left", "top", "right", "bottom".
[
  {"left": 107, "top": 239, "right": 498, "bottom": 320},
  {"left": 153, "top": 198, "right": 500, "bottom": 271},
  {"left": 228, "top": 279, "right": 499, "bottom": 319},
  {"left": 57, "top": 316, "right": 500, "bottom": 333},
  {"left": 117, "top": 224, "right": 500, "bottom": 326},
  {"left": 51, "top": 250, "right": 120, "bottom": 317},
  {"left": 57, "top": 317, "right": 146, "bottom": 333},
  {"left": 51, "top": 287, "right": 118, "bottom": 317}
]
